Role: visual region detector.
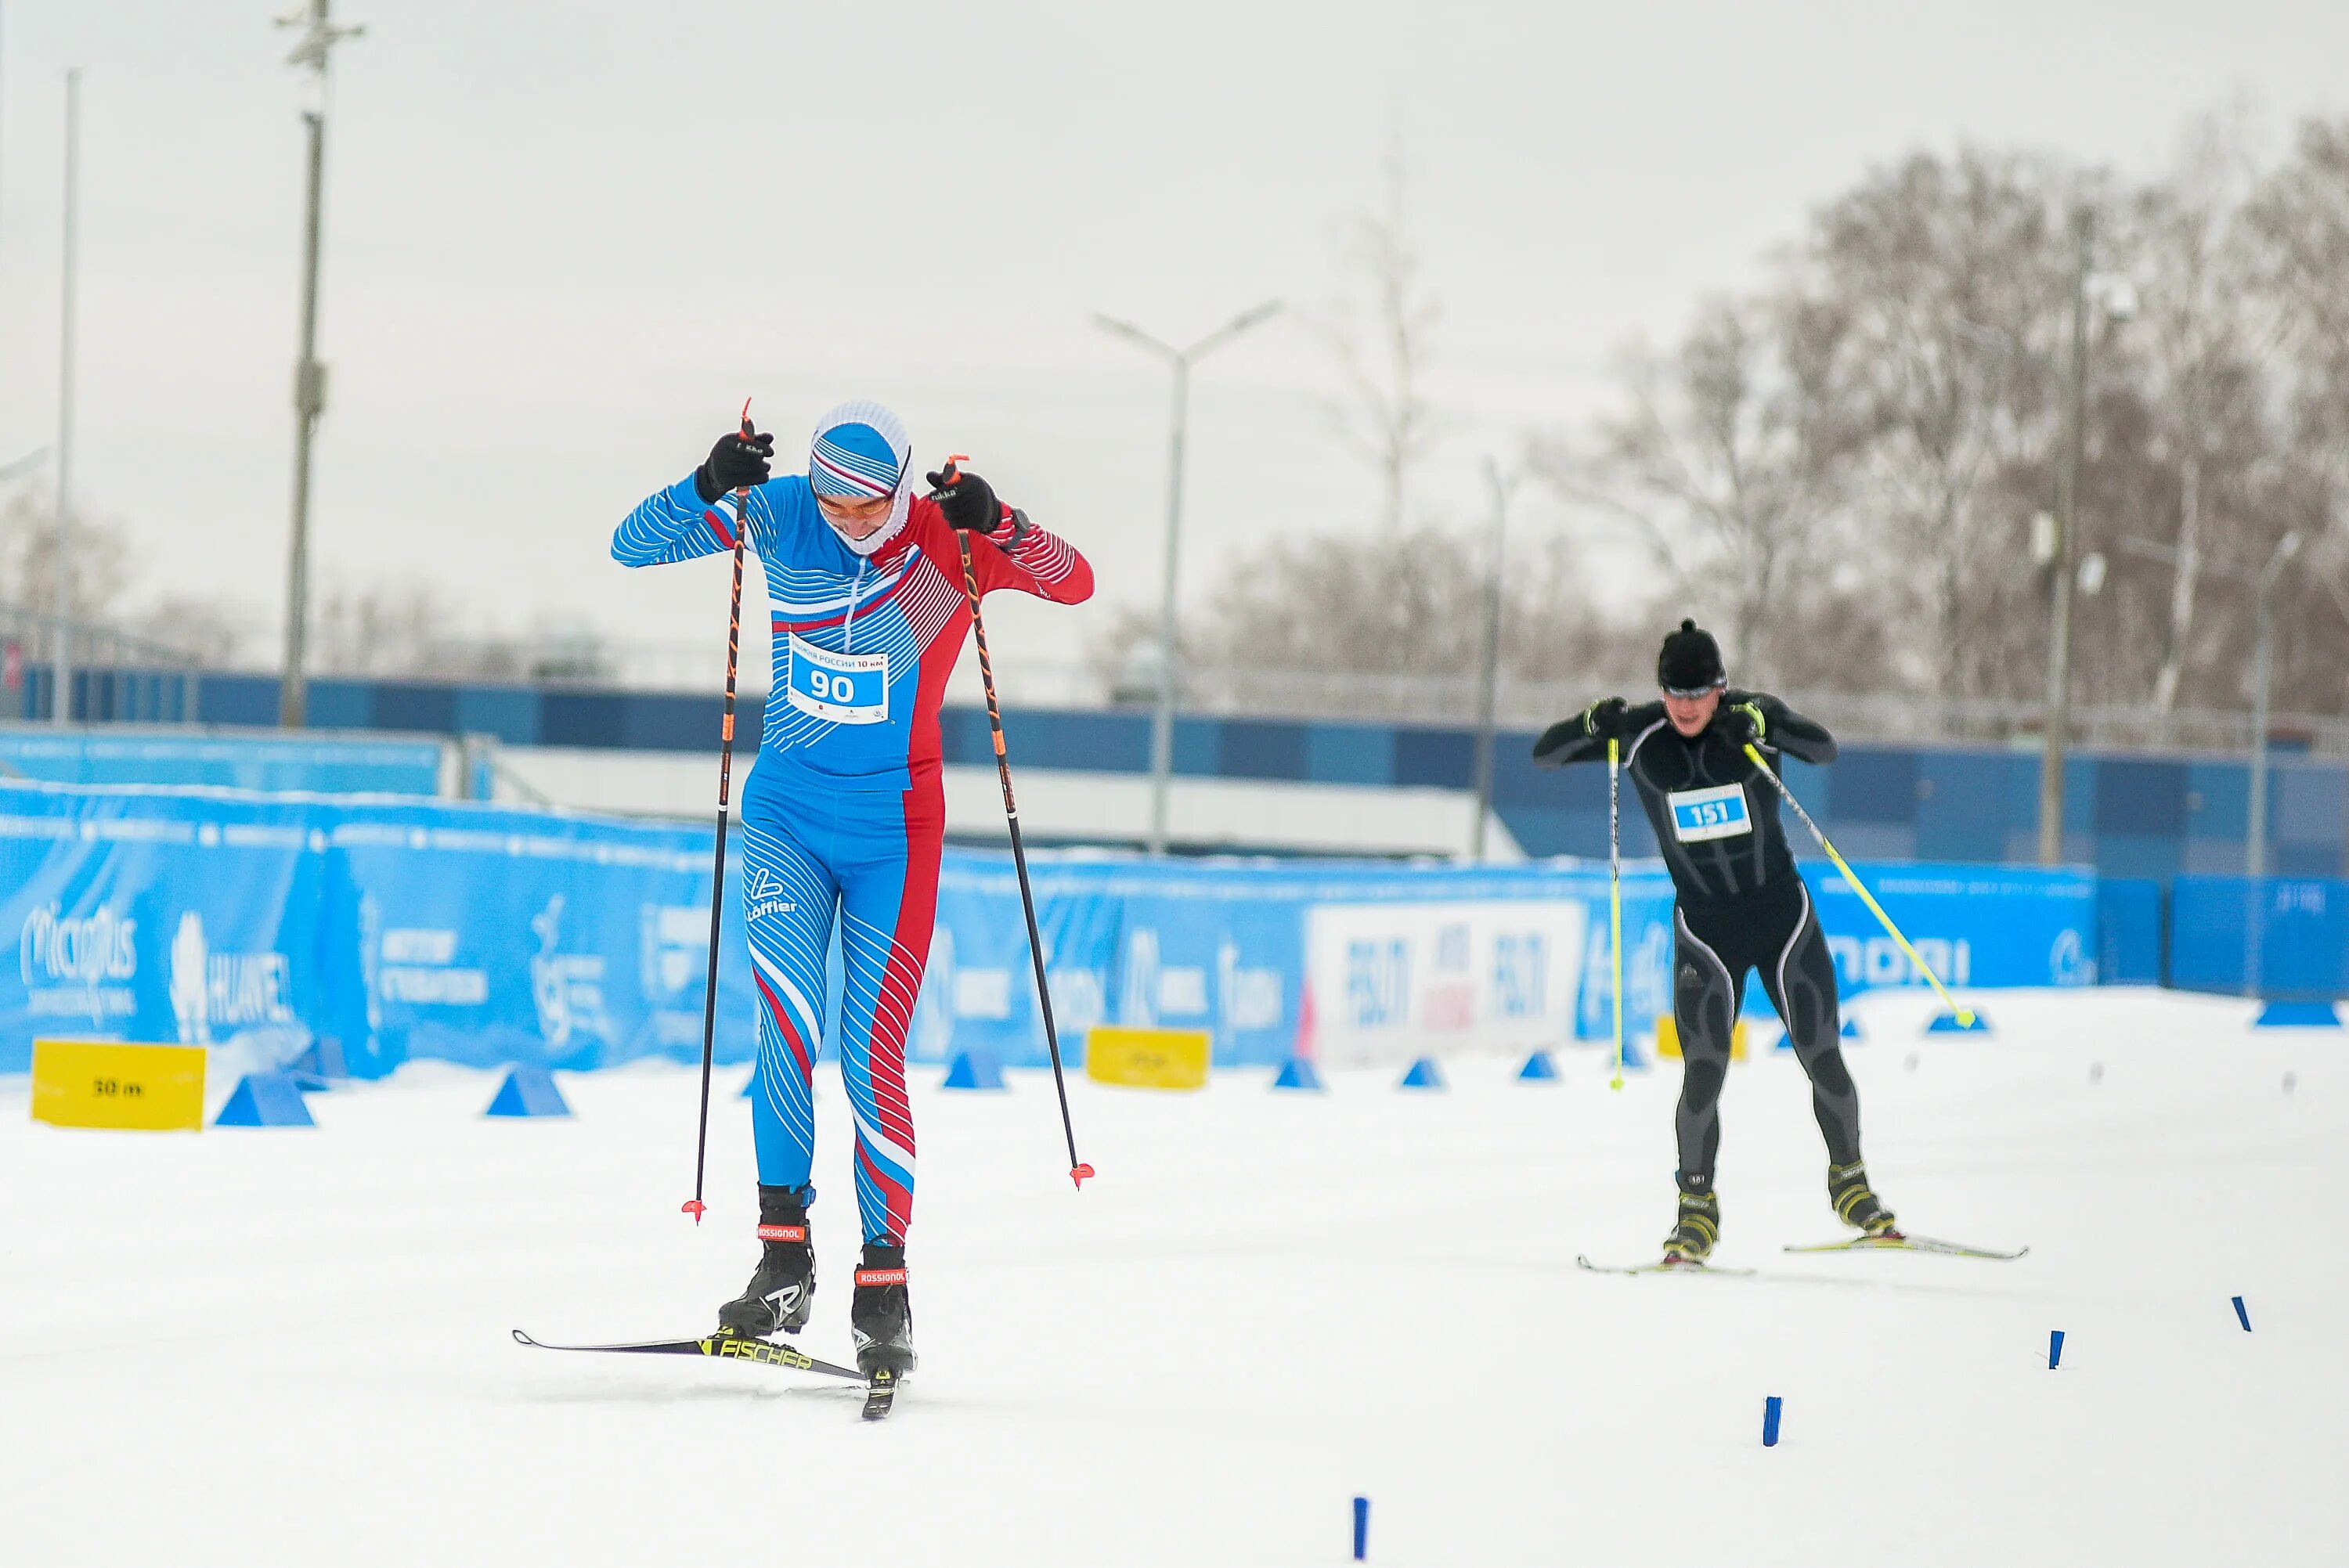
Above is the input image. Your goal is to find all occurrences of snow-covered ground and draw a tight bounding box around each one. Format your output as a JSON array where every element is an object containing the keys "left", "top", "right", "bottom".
[{"left": 4, "top": 987, "right": 2344, "bottom": 1566}]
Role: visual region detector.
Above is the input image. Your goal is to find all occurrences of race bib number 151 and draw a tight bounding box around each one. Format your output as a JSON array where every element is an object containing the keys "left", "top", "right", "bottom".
[{"left": 1669, "top": 783, "right": 1752, "bottom": 842}]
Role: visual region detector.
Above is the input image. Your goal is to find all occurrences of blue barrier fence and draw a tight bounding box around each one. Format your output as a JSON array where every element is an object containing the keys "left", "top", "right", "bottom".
[
  {"left": 2, "top": 782, "right": 2116, "bottom": 1077},
  {"left": 0, "top": 729, "right": 443, "bottom": 795},
  {"left": 17, "top": 672, "right": 2345, "bottom": 876},
  {"left": 2169, "top": 877, "right": 2349, "bottom": 1000}
]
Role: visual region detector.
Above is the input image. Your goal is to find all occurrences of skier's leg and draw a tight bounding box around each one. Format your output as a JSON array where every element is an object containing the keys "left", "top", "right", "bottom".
[
  {"left": 833, "top": 779, "right": 943, "bottom": 1246},
  {"left": 1665, "top": 907, "right": 1741, "bottom": 1260},
  {"left": 738, "top": 811, "right": 839, "bottom": 1192},
  {"left": 720, "top": 806, "right": 840, "bottom": 1336},
  {"left": 1761, "top": 888, "right": 1895, "bottom": 1232},
  {"left": 1760, "top": 886, "right": 1862, "bottom": 1165},
  {"left": 832, "top": 779, "right": 943, "bottom": 1377},
  {"left": 1671, "top": 906, "right": 1742, "bottom": 1194}
]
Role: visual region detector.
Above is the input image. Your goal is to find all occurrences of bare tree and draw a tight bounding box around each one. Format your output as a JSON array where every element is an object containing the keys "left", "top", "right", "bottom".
[
  {"left": 2246, "top": 117, "right": 2349, "bottom": 629},
  {"left": 2112, "top": 123, "right": 2288, "bottom": 710},
  {"left": 1528, "top": 294, "right": 1862, "bottom": 685},
  {"left": 1796, "top": 148, "right": 2079, "bottom": 699},
  {"left": 0, "top": 492, "right": 132, "bottom": 623},
  {"left": 308, "top": 581, "right": 536, "bottom": 681},
  {"left": 1324, "top": 129, "right": 1442, "bottom": 532},
  {"left": 1085, "top": 522, "right": 1650, "bottom": 719},
  {"left": 143, "top": 594, "right": 253, "bottom": 668}
]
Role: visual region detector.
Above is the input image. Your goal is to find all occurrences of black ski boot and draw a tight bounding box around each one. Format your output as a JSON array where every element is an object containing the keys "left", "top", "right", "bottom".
[
  {"left": 1662, "top": 1189, "right": 1720, "bottom": 1264},
  {"left": 1828, "top": 1161, "right": 1899, "bottom": 1236},
  {"left": 850, "top": 1241, "right": 916, "bottom": 1379},
  {"left": 716, "top": 1184, "right": 816, "bottom": 1339}
]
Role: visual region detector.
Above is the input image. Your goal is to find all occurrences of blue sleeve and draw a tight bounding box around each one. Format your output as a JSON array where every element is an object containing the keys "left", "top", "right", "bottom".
[{"left": 612, "top": 474, "right": 745, "bottom": 567}]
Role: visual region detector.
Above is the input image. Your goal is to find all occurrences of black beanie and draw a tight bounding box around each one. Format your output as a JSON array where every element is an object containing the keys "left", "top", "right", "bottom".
[{"left": 1657, "top": 618, "right": 1725, "bottom": 691}]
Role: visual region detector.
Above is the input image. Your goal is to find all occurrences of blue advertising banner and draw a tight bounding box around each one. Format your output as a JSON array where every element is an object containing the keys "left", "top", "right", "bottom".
[
  {"left": 0, "top": 782, "right": 2104, "bottom": 1077},
  {"left": 1, "top": 786, "right": 327, "bottom": 1072},
  {"left": 1807, "top": 863, "right": 2102, "bottom": 995},
  {"left": 2170, "top": 876, "right": 2349, "bottom": 998}
]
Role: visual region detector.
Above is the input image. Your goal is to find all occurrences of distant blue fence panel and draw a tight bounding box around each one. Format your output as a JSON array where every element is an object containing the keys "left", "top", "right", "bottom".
[
  {"left": 0, "top": 782, "right": 2105, "bottom": 1077},
  {"left": 2096, "top": 878, "right": 2166, "bottom": 986},
  {"left": 2170, "top": 875, "right": 2349, "bottom": 999},
  {"left": 0, "top": 730, "right": 442, "bottom": 795}
]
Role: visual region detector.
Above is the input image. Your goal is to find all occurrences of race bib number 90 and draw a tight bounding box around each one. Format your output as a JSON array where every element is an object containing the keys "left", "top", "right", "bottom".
[
  {"left": 1669, "top": 783, "right": 1752, "bottom": 842},
  {"left": 787, "top": 635, "right": 889, "bottom": 724}
]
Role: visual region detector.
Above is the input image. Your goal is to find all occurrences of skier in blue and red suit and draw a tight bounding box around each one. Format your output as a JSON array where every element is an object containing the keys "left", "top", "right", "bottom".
[{"left": 615, "top": 402, "right": 1093, "bottom": 1377}]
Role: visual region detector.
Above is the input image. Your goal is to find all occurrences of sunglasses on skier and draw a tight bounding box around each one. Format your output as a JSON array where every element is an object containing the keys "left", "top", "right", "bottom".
[
  {"left": 1662, "top": 681, "right": 1727, "bottom": 700},
  {"left": 817, "top": 492, "right": 895, "bottom": 526}
]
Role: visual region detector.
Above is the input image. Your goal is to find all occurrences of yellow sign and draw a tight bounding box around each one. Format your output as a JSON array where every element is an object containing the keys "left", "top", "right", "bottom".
[
  {"left": 1655, "top": 1017, "right": 1750, "bottom": 1063},
  {"left": 31, "top": 1040, "right": 207, "bottom": 1131},
  {"left": 1084, "top": 1026, "right": 1211, "bottom": 1091}
]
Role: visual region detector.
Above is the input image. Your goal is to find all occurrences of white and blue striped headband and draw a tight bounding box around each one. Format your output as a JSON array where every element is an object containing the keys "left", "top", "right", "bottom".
[{"left": 807, "top": 401, "right": 911, "bottom": 500}]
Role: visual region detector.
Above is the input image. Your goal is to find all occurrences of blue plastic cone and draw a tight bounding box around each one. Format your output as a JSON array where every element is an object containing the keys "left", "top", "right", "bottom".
[
  {"left": 485, "top": 1066, "right": 572, "bottom": 1118},
  {"left": 1839, "top": 1016, "right": 1864, "bottom": 1040},
  {"left": 941, "top": 1050, "right": 1005, "bottom": 1090},
  {"left": 1928, "top": 1010, "right": 1991, "bottom": 1035},
  {"left": 2254, "top": 1000, "right": 2341, "bottom": 1029},
  {"left": 1517, "top": 1049, "right": 1559, "bottom": 1081},
  {"left": 1272, "top": 1056, "right": 1325, "bottom": 1091},
  {"left": 1398, "top": 1057, "right": 1445, "bottom": 1090},
  {"left": 214, "top": 1072, "right": 314, "bottom": 1128}
]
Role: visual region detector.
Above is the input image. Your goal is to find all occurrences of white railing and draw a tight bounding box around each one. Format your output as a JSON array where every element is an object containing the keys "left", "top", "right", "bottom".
[{"left": 0, "top": 600, "right": 204, "bottom": 724}]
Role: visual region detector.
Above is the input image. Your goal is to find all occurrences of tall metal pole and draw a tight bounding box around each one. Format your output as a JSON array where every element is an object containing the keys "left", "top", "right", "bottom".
[
  {"left": 1149, "top": 358, "right": 1189, "bottom": 855},
  {"left": 1095, "top": 300, "right": 1280, "bottom": 855},
  {"left": 2, "top": 4, "right": 10, "bottom": 297},
  {"left": 50, "top": 68, "right": 78, "bottom": 728},
  {"left": 2246, "top": 532, "right": 2304, "bottom": 881},
  {"left": 1469, "top": 458, "right": 1513, "bottom": 863},
  {"left": 2247, "top": 599, "right": 2272, "bottom": 882},
  {"left": 2038, "top": 207, "right": 2093, "bottom": 865},
  {"left": 277, "top": 0, "right": 362, "bottom": 730}
]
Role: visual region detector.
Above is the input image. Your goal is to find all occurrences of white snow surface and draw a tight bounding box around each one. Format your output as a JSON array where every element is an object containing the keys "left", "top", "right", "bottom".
[{"left": 4, "top": 987, "right": 2344, "bottom": 1566}]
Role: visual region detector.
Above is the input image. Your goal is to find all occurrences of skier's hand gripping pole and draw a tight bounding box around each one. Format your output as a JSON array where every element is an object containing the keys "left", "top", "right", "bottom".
[
  {"left": 932, "top": 456, "right": 1095, "bottom": 1191},
  {"left": 1607, "top": 737, "right": 1625, "bottom": 1091},
  {"left": 1741, "top": 742, "right": 1975, "bottom": 1027},
  {"left": 683, "top": 398, "right": 757, "bottom": 1224}
]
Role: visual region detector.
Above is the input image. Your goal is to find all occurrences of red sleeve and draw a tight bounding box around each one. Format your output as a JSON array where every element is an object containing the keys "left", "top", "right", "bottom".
[{"left": 961, "top": 501, "right": 1094, "bottom": 605}]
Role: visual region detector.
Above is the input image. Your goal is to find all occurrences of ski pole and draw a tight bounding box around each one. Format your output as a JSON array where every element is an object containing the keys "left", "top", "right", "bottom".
[
  {"left": 1741, "top": 742, "right": 1975, "bottom": 1027},
  {"left": 935, "top": 458, "right": 1094, "bottom": 1191},
  {"left": 1607, "top": 736, "right": 1625, "bottom": 1090},
  {"left": 682, "top": 398, "right": 756, "bottom": 1224}
]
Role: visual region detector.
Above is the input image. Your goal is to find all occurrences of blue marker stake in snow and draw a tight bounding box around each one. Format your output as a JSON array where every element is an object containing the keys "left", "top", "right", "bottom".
[
  {"left": 2233, "top": 1296, "right": 2252, "bottom": 1332},
  {"left": 1763, "top": 1396, "right": 1783, "bottom": 1447},
  {"left": 1352, "top": 1496, "right": 1369, "bottom": 1560},
  {"left": 2048, "top": 1330, "right": 2065, "bottom": 1369}
]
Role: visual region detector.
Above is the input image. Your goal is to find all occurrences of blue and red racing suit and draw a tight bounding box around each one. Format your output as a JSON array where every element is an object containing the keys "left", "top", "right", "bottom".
[{"left": 614, "top": 460, "right": 1092, "bottom": 1243}]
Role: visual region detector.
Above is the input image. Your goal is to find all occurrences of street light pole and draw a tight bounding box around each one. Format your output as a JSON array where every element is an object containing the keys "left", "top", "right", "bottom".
[
  {"left": 2038, "top": 207, "right": 2093, "bottom": 865},
  {"left": 50, "top": 67, "right": 78, "bottom": 728},
  {"left": 1152, "top": 352, "right": 1190, "bottom": 852},
  {"left": 1470, "top": 457, "right": 1516, "bottom": 863},
  {"left": 276, "top": 1, "right": 363, "bottom": 730},
  {"left": 1095, "top": 300, "right": 1281, "bottom": 854},
  {"left": 2246, "top": 531, "right": 2304, "bottom": 881}
]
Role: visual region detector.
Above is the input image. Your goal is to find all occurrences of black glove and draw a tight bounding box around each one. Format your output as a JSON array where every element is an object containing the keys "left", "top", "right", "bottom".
[
  {"left": 1720, "top": 696, "right": 1769, "bottom": 746},
  {"left": 694, "top": 428, "right": 775, "bottom": 504},
  {"left": 1581, "top": 697, "right": 1629, "bottom": 740},
  {"left": 924, "top": 464, "right": 1001, "bottom": 533}
]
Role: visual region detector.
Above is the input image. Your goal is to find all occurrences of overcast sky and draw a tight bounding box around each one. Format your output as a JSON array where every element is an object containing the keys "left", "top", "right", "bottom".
[{"left": 3, "top": 1, "right": 2349, "bottom": 684}]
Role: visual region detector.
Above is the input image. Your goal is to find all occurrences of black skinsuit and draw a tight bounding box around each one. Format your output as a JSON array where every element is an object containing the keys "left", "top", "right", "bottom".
[{"left": 1534, "top": 693, "right": 1862, "bottom": 1195}]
